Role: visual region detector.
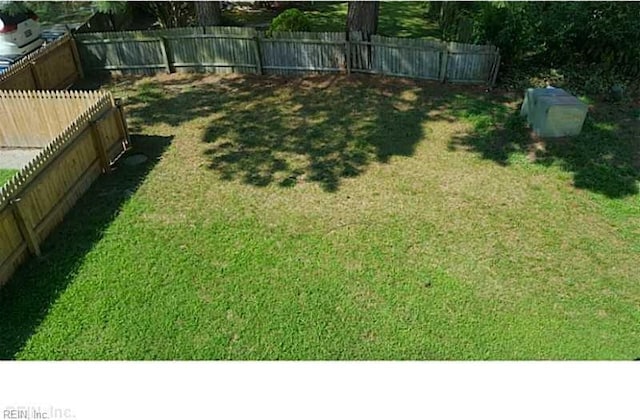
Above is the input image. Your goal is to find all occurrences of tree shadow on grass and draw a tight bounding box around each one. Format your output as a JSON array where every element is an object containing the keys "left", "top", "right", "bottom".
[
  {"left": 447, "top": 95, "right": 640, "bottom": 198},
  {"left": 121, "top": 73, "right": 451, "bottom": 192},
  {"left": 0, "top": 134, "right": 172, "bottom": 360},
  {"left": 201, "top": 75, "right": 431, "bottom": 191}
]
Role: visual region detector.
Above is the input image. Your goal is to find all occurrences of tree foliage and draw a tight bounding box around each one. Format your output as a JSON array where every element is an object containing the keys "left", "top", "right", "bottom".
[
  {"left": 92, "top": 1, "right": 128, "bottom": 15},
  {"left": 0, "top": 1, "right": 30, "bottom": 16},
  {"left": 135, "top": 1, "right": 195, "bottom": 28},
  {"left": 92, "top": 1, "right": 192, "bottom": 29},
  {"left": 269, "top": 8, "right": 311, "bottom": 33},
  {"left": 468, "top": 1, "right": 640, "bottom": 76},
  {"left": 426, "top": 1, "right": 477, "bottom": 42}
]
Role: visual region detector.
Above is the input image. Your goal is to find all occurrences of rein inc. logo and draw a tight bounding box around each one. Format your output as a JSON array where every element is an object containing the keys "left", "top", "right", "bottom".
[{"left": 2, "top": 406, "right": 75, "bottom": 419}]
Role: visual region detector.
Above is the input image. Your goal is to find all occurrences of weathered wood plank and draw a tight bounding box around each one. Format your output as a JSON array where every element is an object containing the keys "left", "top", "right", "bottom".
[
  {"left": 74, "top": 27, "right": 499, "bottom": 83},
  {"left": 10, "top": 198, "right": 41, "bottom": 257},
  {"left": 0, "top": 90, "right": 105, "bottom": 148}
]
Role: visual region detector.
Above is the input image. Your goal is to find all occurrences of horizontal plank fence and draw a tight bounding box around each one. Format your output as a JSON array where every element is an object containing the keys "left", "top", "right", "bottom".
[
  {"left": 0, "top": 90, "right": 129, "bottom": 287},
  {"left": 75, "top": 27, "right": 500, "bottom": 85},
  {"left": 0, "top": 34, "right": 84, "bottom": 91}
]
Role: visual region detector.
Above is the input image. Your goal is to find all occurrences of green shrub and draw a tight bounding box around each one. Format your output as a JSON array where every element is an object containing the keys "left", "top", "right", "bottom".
[
  {"left": 472, "top": 2, "right": 640, "bottom": 76},
  {"left": 268, "top": 8, "right": 311, "bottom": 33}
]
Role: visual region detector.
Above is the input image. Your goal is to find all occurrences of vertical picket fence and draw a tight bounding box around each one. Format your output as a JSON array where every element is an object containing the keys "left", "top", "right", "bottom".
[
  {"left": 75, "top": 27, "right": 501, "bottom": 85},
  {"left": 0, "top": 90, "right": 130, "bottom": 287},
  {"left": 177, "top": 26, "right": 259, "bottom": 74},
  {"left": 445, "top": 42, "right": 500, "bottom": 84},
  {"left": 259, "top": 31, "right": 346, "bottom": 75},
  {"left": 0, "top": 90, "right": 102, "bottom": 148},
  {"left": 76, "top": 27, "right": 259, "bottom": 75},
  {"left": 368, "top": 35, "right": 444, "bottom": 80}
]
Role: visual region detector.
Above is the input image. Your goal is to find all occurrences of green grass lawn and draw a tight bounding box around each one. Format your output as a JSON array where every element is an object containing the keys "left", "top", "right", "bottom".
[
  {"left": 1, "top": 73, "right": 639, "bottom": 360},
  {"left": 0, "top": 169, "right": 17, "bottom": 186},
  {"left": 226, "top": 2, "right": 440, "bottom": 38}
]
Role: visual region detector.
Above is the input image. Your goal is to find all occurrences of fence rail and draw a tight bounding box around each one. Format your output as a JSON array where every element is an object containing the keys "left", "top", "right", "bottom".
[
  {"left": 0, "top": 34, "right": 83, "bottom": 91},
  {"left": 0, "top": 90, "right": 129, "bottom": 287},
  {"left": 76, "top": 27, "right": 500, "bottom": 85}
]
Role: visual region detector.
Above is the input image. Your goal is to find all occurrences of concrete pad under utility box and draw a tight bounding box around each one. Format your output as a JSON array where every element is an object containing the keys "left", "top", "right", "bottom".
[{"left": 520, "top": 88, "right": 588, "bottom": 138}]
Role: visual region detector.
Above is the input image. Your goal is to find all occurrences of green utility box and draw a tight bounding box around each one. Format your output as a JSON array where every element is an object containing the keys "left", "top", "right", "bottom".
[{"left": 520, "top": 88, "right": 588, "bottom": 137}]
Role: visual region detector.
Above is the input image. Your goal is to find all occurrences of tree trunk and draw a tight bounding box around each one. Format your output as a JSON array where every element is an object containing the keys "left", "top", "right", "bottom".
[
  {"left": 107, "top": 13, "right": 116, "bottom": 31},
  {"left": 346, "top": 1, "right": 379, "bottom": 72},
  {"left": 195, "top": 1, "right": 222, "bottom": 26},
  {"left": 346, "top": 1, "right": 379, "bottom": 40}
]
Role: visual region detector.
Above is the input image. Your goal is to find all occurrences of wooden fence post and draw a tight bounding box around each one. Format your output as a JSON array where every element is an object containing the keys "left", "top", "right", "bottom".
[
  {"left": 69, "top": 36, "right": 85, "bottom": 79},
  {"left": 11, "top": 198, "right": 41, "bottom": 257},
  {"left": 490, "top": 49, "right": 500, "bottom": 88},
  {"left": 90, "top": 120, "right": 111, "bottom": 173},
  {"left": 114, "top": 98, "right": 131, "bottom": 148},
  {"left": 29, "top": 62, "right": 42, "bottom": 89},
  {"left": 158, "top": 37, "right": 172, "bottom": 74},
  {"left": 345, "top": 38, "right": 351, "bottom": 75},
  {"left": 439, "top": 44, "right": 449, "bottom": 83},
  {"left": 253, "top": 35, "right": 263, "bottom": 75}
]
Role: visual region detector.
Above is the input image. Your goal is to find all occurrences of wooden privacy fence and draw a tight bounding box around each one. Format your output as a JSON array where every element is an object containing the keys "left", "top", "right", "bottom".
[
  {"left": 0, "top": 90, "right": 129, "bottom": 287},
  {"left": 0, "top": 34, "right": 84, "bottom": 91},
  {"left": 75, "top": 27, "right": 500, "bottom": 85},
  {"left": 0, "top": 90, "right": 102, "bottom": 148}
]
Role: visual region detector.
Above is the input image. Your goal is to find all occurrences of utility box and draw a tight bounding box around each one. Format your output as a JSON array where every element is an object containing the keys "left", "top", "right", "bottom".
[{"left": 520, "top": 88, "right": 588, "bottom": 137}]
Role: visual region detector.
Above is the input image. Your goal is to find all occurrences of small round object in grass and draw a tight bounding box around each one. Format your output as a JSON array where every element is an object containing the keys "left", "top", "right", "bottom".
[
  {"left": 123, "top": 153, "right": 148, "bottom": 166},
  {"left": 610, "top": 84, "right": 624, "bottom": 102}
]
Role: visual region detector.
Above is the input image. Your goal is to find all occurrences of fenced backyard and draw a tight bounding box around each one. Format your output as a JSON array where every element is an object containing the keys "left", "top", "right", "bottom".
[
  {"left": 0, "top": 73, "right": 638, "bottom": 360},
  {"left": 1, "top": 15, "right": 638, "bottom": 361},
  {"left": 75, "top": 27, "right": 500, "bottom": 84},
  {"left": 0, "top": 34, "right": 84, "bottom": 91},
  {"left": 0, "top": 90, "right": 129, "bottom": 286}
]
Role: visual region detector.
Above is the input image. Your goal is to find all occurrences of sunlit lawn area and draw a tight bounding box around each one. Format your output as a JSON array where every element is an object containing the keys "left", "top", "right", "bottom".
[
  {"left": 1, "top": 72, "right": 638, "bottom": 360},
  {"left": 301, "top": 1, "right": 438, "bottom": 37},
  {"left": 226, "top": 1, "right": 440, "bottom": 38},
  {"left": 0, "top": 169, "right": 17, "bottom": 186}
]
